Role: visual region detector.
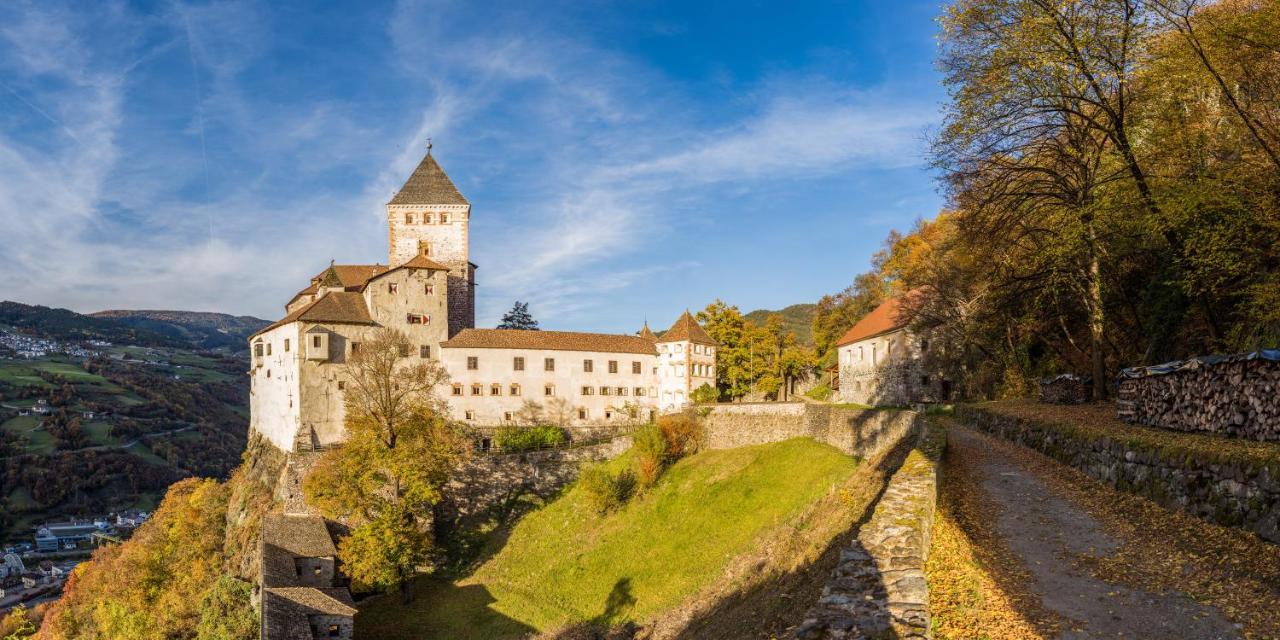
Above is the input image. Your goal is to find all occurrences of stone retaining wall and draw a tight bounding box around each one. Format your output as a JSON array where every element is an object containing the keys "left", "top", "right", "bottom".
[
  {"left": 703, "top": 402, "right": 916, "bottom": 461},
  {"left": 796, "top": 422, "right": 945, "bottom": 639},
  {"left": 957, "top": 405, "right": 1280, "bottom": 543},
  {"left": 436, "top": 437, "right": 631, "bottom": 523}
]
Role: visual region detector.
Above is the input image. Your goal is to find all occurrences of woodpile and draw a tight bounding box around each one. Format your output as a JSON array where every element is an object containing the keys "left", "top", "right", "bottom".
[
  {"left": 1038, "top": 374, "right": 1093, "bottom": 404},
  {"left": 1116, "top": 351, "right": 1280, "bottom": 441}
]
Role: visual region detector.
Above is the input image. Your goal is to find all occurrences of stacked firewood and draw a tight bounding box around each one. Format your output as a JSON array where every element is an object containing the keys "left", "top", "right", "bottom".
[
  {"left": 1117, "top": 357, "right": 1280, "bottom": 441},
  {"left": 1038, "top": 374, "right": 1093, "bottom": 404}
]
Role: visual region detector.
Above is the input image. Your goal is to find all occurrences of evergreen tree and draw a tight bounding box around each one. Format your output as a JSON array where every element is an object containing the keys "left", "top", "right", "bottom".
[{"left": 497, "top": 301, "right": 539, "bottom": 330}]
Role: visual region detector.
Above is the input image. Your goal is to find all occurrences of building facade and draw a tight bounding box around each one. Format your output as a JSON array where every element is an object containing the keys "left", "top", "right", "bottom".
[
  {"left": 835, "top": 294, "right": 947, "bottom": 406},
  {"left": 249, "top": 146, "right": 717, "bottom": 453}
]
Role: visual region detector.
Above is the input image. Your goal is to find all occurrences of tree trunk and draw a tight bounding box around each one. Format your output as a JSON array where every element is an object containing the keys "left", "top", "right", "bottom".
[{"left": 1083, "top": 215, "right": 1109, "bottom": 400}]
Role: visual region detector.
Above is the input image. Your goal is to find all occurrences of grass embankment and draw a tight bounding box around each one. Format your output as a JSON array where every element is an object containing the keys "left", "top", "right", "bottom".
[
  {"left": 358, "top": 438, "right": 860, "bottom": 639},
  {"left": 966, "top": 399, "right": 1280, "bottom": 472}
]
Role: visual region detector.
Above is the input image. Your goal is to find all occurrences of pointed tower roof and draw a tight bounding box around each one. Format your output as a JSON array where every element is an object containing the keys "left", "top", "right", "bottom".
[
  {"left": 658, "top": 310, "right": 717, "bottom": 346},
  {"left": 638, "top": 322, "right": 657, "bottom": 343},
  {"left": 389, "top": 145, "right": 469, "bottom": 206},
  {"left": 317, "top": 261, "right": 343, "bottom": 289}
]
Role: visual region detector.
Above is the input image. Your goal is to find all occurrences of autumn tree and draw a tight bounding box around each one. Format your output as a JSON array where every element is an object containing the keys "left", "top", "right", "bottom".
[{"left": 303, "top": 328, "right": 468, "bottom": 602}]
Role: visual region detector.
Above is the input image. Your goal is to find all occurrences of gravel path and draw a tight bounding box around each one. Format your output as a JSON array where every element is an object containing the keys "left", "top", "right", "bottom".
[{"left": 949, "top": 426, "right": 1241, "bottom": 640}]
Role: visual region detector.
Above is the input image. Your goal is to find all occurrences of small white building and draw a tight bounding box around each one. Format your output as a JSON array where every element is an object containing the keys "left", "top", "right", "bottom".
[
  {"left": 654, "top": 312, "right": 718, "bottom": 411},
  {"left": 835, "top": 293, "right": 947, "bottom": 406}
]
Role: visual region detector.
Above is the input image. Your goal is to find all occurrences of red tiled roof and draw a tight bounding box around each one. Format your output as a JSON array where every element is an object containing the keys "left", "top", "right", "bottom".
[
  {"left": 658, "top": 311, "right": 717, "bottom": 346},
  {"left": 253, "top": 291, "right": 376, "bottom": 338},
  {"left": 835, "top": 295, "right": 915, "bottom": 347},
  {"left": 441, "top": 329, "right": 657, "bottom": 355}
]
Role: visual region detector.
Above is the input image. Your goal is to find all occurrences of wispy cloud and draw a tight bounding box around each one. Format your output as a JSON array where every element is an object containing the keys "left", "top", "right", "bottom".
[{"left": 0, "top": 0, "right": 942, "bottom": 329}]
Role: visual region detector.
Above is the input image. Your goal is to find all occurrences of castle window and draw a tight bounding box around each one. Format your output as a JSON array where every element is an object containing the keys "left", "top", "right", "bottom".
[
  {"left": 634, "top": 387, "right": 646, "bottom": 397},
  {"left": 465, "top": 410, "right": 474, "bottom": 420},
  {"left": 283, "top": 339, "right": 290, "bottom": 352},
  {"left": 338, "top": 381, "right": 345, "bottom": 390},
  {"left": 425, "top": 284, "right": 434, "bottom": 295},
  {"left": 599, "top": 386, "right": 611, "bottom": 396},
  {"left": 513, "top": 357, "right": 525, "bottom": 371},
  {"left": 608, "top": 360, "right": 618, "bottom": 374},
  {"left": 312, "top": 336, "right": 322, "bottom": 348},
  {"left": 490, "top": 384, "right": 501, "bottom": 396},
  {"left": 583, "top": 359, "right": 593, "bottom": 373},
  {"left": 581, "top": 386, "right": 594, "bottom": 396},
  {"left": 266, "top": 369, "right": 271, "bottom": 378},
  {"left": 605, "top": 410, "right": 613, "bottom": 420},
  {"left": 423, "top": 213, "right": 433, "bottom": 224},
  {"left": 420, "top": 345, "right": 431, "bottom": 359},
  {"left": 440, "top": 213, "right": 449, "bottom": 223},
  {"left": 545, "top": 358, "right": 555, "bottom": 371},
  {"left": 328, "top": 624, "right": 340, "bottom": 638},
  {"left": 504, "top": 411, "right": 513, "bottom": 422},
  {"left": 452, "top": 384, "right": 463, "bottom": 396},
  {"left": 578, "top": 408, "right": 588, "bottom": 420},
  {"left": 351, "top": 342, "right": 360, "bottom": 354},
  {"left": 616, "top": 387, "right": 627, "bottom": 396},
  {"left": 254, "top": 343, "right": 263, "bottom": 357},
  {"left": 266, "top": 343, "right": 273, "bottom": 356},
  {"left": 407, "top": 314, "right": 422, "bottom": 324},
  {"left": 398, "top": 344, "right": 410, "bottom": 357},
  {"left": 545, "top": 384, "right": 555, "bottom": 396},
  {"left": 388, "top": 282, "right": 398, "bottom": 294},
  {"left": 471, "top": 384, "right": 482, "bottom": 396},
  {"left": 467, "top": 357, "right": 478, "bottom": 370},
  {"left": 405, "top": 213, "right": 414, "bottom": 224},
  {"left": 632, "top": 361, "right": 641, "bottom": 374},
  {"left": 510, "top": 384, "right": 521, "bottom": 396}
]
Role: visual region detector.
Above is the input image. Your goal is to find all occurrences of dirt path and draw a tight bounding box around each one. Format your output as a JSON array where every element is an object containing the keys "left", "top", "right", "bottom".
[{"left": 947, "top": 425, "right": 1242, "bottom": 640}]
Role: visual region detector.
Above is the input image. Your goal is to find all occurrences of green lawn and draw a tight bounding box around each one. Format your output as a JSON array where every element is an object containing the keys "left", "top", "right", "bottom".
[
  {"left": 0, "top": 362, "right": 53, "bottom": 387},
  {"left": 84, "top": 421, "right": 119, "bottom": 446},
  {"left": 2, "top": 415, "right": 53, "bottom": 453},
  {"left": 357, "top": 438, "right": 858, "bottom": 639}
]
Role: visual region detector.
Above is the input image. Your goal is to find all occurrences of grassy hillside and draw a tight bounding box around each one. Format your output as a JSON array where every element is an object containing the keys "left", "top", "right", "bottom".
[
  {"left": 357, "top": 438, "right": 858, "bottom": 638},
  {"left": 744, "top": 303, "right": 816, "bottom": 346}
]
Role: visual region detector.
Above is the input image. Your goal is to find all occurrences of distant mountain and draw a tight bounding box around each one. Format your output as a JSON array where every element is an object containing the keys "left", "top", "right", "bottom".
[
  {"left": 0, "top": 301, "right": 188, "bottom": 348},
  {"left": 744, "top": 303, "right": 817, "bottom": 346},
  {"left": 91, "top": 310, "right": 269, "bottom": 351}
]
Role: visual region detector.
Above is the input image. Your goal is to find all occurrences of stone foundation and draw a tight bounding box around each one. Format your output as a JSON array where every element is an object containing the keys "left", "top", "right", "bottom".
[
  {"left": 957, "top": 404, "right": 1280, "bottom": 543},
  {"left": 436, "top": 437, "right": 631, "bottom": 523},
  {"left": 796, "top": 422, "right": 944, "bottom": 639}
]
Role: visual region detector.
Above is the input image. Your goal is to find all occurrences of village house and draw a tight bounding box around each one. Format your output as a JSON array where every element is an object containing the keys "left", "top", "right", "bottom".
[
  {"left": 835, "top": 293, "right": 948, "bottom": 406},
  {"left": 249, "top": 145, "right": 718, "bottom": 453}
]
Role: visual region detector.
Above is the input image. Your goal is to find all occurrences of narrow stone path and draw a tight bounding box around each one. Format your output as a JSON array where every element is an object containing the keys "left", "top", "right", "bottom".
[{"left": 948, "top": 425, "right": 1242, "bottom": 640}]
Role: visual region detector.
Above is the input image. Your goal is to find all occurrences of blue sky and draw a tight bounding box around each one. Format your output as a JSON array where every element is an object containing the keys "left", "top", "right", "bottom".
[{"left": 0, "top": 0, "right": 945, "bottom": 332}]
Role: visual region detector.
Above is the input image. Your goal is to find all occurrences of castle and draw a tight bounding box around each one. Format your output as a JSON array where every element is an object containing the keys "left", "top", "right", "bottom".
[{"left": 248, "top": 145, "right": 718, "bottom": 453}]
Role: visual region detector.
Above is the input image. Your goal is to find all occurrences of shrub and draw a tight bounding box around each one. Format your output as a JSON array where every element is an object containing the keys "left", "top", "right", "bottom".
[
  {"left": 580, "top": 465, "right": 637, "bottom": 515},
  {"left": 804, "top": 383, "right": 832, "bottom": 401},
  {"left": 656, "top": 410, "right": 703, "bottom": 459},
  {"left": 632, "top": 424, "right": 668, "bottom": 487},
  {"left": 494, "top": 424, "right": 566, "bottom": 452},
  {"left": 690, "top": 383, "right": 719, "bottom": 404}
]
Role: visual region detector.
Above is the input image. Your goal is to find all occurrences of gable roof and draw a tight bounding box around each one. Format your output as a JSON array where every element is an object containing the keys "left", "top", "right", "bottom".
[
  {"left": 261, "top": 514, "right": 338, "bottom": 589},
  {"left": 262, "top": 587, "right": 356, "bottom": 638},
  {"left": 253, "top": 291, "right": 376, "bottom": 338},
  {"left": 658, "top": 311, "right": 717, "bottom": 346},
  {"left": 389, "top": 150, "right": 468, "bottom": 206},
  {"left": 835, "top": 295, "right": 915, "bottom": 347},
  {"left": 441, "top": 329, "right": 658, "bottom": 355}
]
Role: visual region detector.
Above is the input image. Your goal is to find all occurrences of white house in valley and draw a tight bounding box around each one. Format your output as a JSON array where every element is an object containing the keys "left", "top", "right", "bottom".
[{"left": 248, "top": 145, "right": 718, "bottom": 453}]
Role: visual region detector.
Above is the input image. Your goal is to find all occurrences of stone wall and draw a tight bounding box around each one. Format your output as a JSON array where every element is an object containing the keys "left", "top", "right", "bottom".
[
  {"left": 796, "top": 423, "right": 944, "bottom": 639},
  {"left": 702, "top": 402, "right": 918, "bottom": 461},
  {"left": 957, "top": 405, "right": 1280, "bottom": 543},
  {"left": 436, "top": 437, "right": 632, "bottom": 523},
  {"left": 1117, "top": 354, "right": 1280, "bottom": 441}
]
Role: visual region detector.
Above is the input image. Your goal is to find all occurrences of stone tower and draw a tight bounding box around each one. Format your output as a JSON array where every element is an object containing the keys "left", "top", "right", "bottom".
[{"left": 386, "top": 144, "right": 476, "bottom": 337}]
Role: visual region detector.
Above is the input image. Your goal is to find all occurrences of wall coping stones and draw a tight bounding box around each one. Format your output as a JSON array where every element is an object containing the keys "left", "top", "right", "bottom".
[{"left": 796, "top": 418, "right": 945, "bottom": 639}]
